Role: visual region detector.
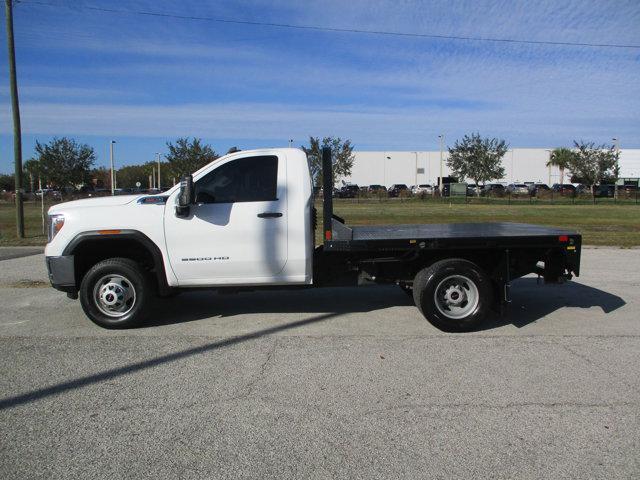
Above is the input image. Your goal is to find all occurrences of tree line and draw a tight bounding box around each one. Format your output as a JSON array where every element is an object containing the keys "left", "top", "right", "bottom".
[
  {"left": 9, "top": 137, "right": 218, "bottom": 193},
  {"left": 446, "top": 134, "right": 620, "bottom": 195},
  {"left": 0, "top": 136, "right": 354, "bottom": 194},
  {"left": 0, "top": 133, "right": 619, "bottom": 197}
]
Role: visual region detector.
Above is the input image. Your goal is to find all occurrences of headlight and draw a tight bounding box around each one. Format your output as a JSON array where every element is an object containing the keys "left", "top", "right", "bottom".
[{"left": 48, "top": 214, "right": 65, "bottom": 242}]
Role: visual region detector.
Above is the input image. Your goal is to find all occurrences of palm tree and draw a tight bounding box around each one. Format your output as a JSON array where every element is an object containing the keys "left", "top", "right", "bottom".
[
  {"left": 23, "top": 158, "right": 41, "bottom": 193},
  {"left": 546, "top": 148, "right": 575, "bottom": 186}
]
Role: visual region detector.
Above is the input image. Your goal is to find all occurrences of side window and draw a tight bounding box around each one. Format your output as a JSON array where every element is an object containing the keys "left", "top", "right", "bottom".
[{"left": 194, "top": 155, "right": 278, "bottom": 204}]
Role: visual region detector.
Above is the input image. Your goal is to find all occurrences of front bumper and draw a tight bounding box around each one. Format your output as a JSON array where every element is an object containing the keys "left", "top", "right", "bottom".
[{"left": 46, "top": 255, "right": 77, "bottom": 295}]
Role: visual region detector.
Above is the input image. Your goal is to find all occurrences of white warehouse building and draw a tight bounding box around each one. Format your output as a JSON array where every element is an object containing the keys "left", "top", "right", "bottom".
[{"left": 344, "top": 149, "right": 640, "bottom": 187}]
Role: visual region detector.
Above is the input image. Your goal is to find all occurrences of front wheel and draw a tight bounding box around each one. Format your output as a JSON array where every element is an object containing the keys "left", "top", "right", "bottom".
[
  {"left": 413, "top": 259, "right": 492, "bottom": 332},
  {"left": 79, "top": 258, "right": 150, "bottom": 329}
]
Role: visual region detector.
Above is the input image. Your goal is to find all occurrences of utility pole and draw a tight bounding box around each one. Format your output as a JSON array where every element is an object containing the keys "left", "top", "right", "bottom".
[
  {"left": 412, "top": 151, "right": 418, "bottom": 186},
  {"left": 438, "top": 134, "right": 444, "bottom": 194},
  {"left": 156, "top": 152, "right": 161, "bottom": 190},
  {"left": 109, "top": 140, "right": 116, "bottom": 195},
  {"left": 5, "top": 0, "right": 24, "bottom": 237}
]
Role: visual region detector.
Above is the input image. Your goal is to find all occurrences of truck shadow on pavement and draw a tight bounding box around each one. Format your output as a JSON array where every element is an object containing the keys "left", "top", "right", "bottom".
[
  {"left": 143, "top": 279, "right": 625, "bottom": 332},
  {"left": 143, "top": 285, "right": 410, "bottom": 327},
  {"left": 481, "top": 277, "right": 626, "bottom": 330}
]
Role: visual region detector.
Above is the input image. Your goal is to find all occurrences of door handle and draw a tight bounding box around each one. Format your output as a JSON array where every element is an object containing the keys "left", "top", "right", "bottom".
[{"left": 257, "top": 212, "right": 283, "bottom": 218}]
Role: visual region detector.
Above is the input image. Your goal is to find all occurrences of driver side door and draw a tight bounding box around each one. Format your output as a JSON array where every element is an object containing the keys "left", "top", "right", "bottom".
[{"left": 164, "top": 154, "right": 288, "bottom": 285}]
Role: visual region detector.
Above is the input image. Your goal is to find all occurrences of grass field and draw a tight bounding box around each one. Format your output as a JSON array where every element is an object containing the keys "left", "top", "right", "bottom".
[
  {"left": 0, "top": 202, "right": 50, "bottom": 246},
  {"left": 322, "top": 199, "right": 640, "bottom": 247},
  {"left": 1, "top": 199, "right": 639, "bottom": 247}
]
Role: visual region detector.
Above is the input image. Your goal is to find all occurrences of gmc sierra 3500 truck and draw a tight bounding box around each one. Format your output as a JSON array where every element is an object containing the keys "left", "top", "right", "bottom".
[{"left": 45, "top": 147, "right": 581, "bottom": 331}]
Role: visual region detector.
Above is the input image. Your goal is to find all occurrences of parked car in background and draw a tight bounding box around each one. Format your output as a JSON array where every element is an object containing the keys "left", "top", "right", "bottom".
[
  {"left": 551, "top": 184, "right": 576, "bottom": 195},
  {"left": 530, "top": 183, "right": 550, "bottom": 196},
  {"left": 465, "top": 184, "right": 480, "bottom": 196},
  {"left": 411, "top": 184, "right": 434, "bottom": 195},
  {"left": 618, "top": 184, "right": 638, "bottom": 195},
  {"left": 388, "top": 184, "right": 409, "bottom": 197},
  {"left": 506, "top": 183, "right": 529, "bottom": 195},
  {"left": 91, "top": 188, "right": 110, "bottom": 197},
  {"left": 368, "top": 184, "right": 386, "bottom": 194},
  {"left": 575, "top": 184, "right": 591, "bottom": 195},
  {"left": 594, "top": 184, "right": 614, "bottom": 197},
  {"left": 35, "top": 189, "right": 62, "bottom": 200},
  {"left": 481, "top": 184, "right": 506, "bottom": 196},
  {"left": 337, "top": 184, "right": 360, "bottom": 198}
]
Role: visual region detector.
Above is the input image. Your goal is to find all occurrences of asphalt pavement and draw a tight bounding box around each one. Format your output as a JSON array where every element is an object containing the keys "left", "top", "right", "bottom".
[
  {"left": 0, "top": 248, "right": 638, "bottom": 479},
  {"left": 0, "top": 246, "right": 44, "bottom": 261}
]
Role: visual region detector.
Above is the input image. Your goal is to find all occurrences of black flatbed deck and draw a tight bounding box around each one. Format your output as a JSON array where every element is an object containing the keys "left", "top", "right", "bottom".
[
  {"left": 318, "top": 148, "right": 581, "bottom": 283},
  {"left": 351, "top": 222, "right": 577, "bottom": 241},
  {"left": 326, "top": 221, "right": 581, "bottom": 253}
]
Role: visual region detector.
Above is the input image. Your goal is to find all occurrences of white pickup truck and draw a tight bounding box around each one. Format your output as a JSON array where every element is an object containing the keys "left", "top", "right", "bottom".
[{"left": 45, "top": 147, "right": 581, "bottom": 331}]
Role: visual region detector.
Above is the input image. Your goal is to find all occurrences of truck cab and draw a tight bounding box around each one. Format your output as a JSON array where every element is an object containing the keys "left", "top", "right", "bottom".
[{"left": 45, "top": 148, "right": 314, "bottom": 290}]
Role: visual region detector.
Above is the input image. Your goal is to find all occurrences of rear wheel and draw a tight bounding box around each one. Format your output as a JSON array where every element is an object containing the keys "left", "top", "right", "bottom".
[
  {"left": 79, "top": 258, "right": 150, "bottom": 328},
  {"left": 413, "top": 259, "right": 491, "bottom": 332}
]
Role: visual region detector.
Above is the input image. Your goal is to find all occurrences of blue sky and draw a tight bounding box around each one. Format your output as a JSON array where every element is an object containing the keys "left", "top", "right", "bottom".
[{"left": 1, "top": 0, "right": 639, "bottom": 172}]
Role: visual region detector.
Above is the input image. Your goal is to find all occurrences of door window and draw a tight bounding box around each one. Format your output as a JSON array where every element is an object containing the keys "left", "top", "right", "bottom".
[{"left": 194, "top": 155, "right": 278, "bottom": 204}]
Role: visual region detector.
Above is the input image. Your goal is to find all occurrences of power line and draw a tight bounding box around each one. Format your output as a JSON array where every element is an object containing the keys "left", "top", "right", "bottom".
[{"left": 21, "top": 0, "right": 640, "bottom": 50}]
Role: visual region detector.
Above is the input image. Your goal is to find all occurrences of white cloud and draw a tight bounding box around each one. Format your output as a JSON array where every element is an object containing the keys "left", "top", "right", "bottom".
[
  {"left": 4, "top": 0, "right": 639, "bottom": 150},
  {"left": 0, "top": 100, "right": 634, "bottom": 148}
]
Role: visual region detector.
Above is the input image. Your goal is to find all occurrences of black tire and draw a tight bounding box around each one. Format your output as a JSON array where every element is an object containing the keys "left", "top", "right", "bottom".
[
  {"left": 412, "top": 259, "right": 491, "bottom": 332},
  {"left": 79, "top": 257, "right": 150, "bottom": 329}
]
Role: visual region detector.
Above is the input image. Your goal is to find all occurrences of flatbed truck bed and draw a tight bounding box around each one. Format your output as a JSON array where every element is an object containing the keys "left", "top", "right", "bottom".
[
  {"left": 317, "top": 147, "right": 581, "bottom": 330},
  {"left": 325, "top": 222, "right": 580, "bottom": 275}
]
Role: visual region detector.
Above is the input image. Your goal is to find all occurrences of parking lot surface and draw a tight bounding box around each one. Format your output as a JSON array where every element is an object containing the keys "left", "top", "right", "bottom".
[{"left": 1, "top": 248, "right": 638, "bottom": 479}]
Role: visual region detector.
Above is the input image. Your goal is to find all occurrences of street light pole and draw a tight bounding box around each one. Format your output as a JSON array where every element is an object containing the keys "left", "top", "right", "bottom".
[
  {"left": 413, "top": 151, "right": 418, "bottom": 186},
  {"left": 613, "top": 137, "right": 619, "bottom": 199},
  {"left": 39, "top": 175, "right": 44, "bottom": 234},
  {"left": 5, "top": 0, "right": 24, "bottom": 237},
  {"left": 156, "top": 152, "right": 161, "bottom": 191},
  {"left": 385, "top": 154, "right": 391, "bottom": 187},
  {"left": 438, "top": 135, "right": 444, "bottom": 194},
  {"left": 109, "top": 140, "right": 116, "bottom": 195}
]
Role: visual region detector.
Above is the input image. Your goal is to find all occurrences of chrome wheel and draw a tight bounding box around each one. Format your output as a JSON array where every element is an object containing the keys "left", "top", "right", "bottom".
[
  {"left": 93, "top": 274, "right": 136, "bottom": 318},
  {"left": 433, "top": 274, "right": 479, "bottom": 320}
]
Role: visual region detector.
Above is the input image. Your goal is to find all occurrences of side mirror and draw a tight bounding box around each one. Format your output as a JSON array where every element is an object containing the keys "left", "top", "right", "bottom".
[{"left": 176, "top": 174, "right": 194, "bottom": 217}]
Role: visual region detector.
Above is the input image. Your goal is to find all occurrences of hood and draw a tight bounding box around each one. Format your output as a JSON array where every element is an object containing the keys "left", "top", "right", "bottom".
[{"left": 48, "top": 195, "right": 142, "bottom": 213}]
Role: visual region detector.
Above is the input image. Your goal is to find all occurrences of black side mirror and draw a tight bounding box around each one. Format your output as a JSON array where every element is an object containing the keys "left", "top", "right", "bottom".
[{"left": 176, "top": 174, "right": 194, "bottom": 217}]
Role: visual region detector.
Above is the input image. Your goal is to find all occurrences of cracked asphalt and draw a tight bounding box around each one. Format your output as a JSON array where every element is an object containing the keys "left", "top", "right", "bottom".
[{"left": 1, "top": 249, "right": 639, "bottom": 479}]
